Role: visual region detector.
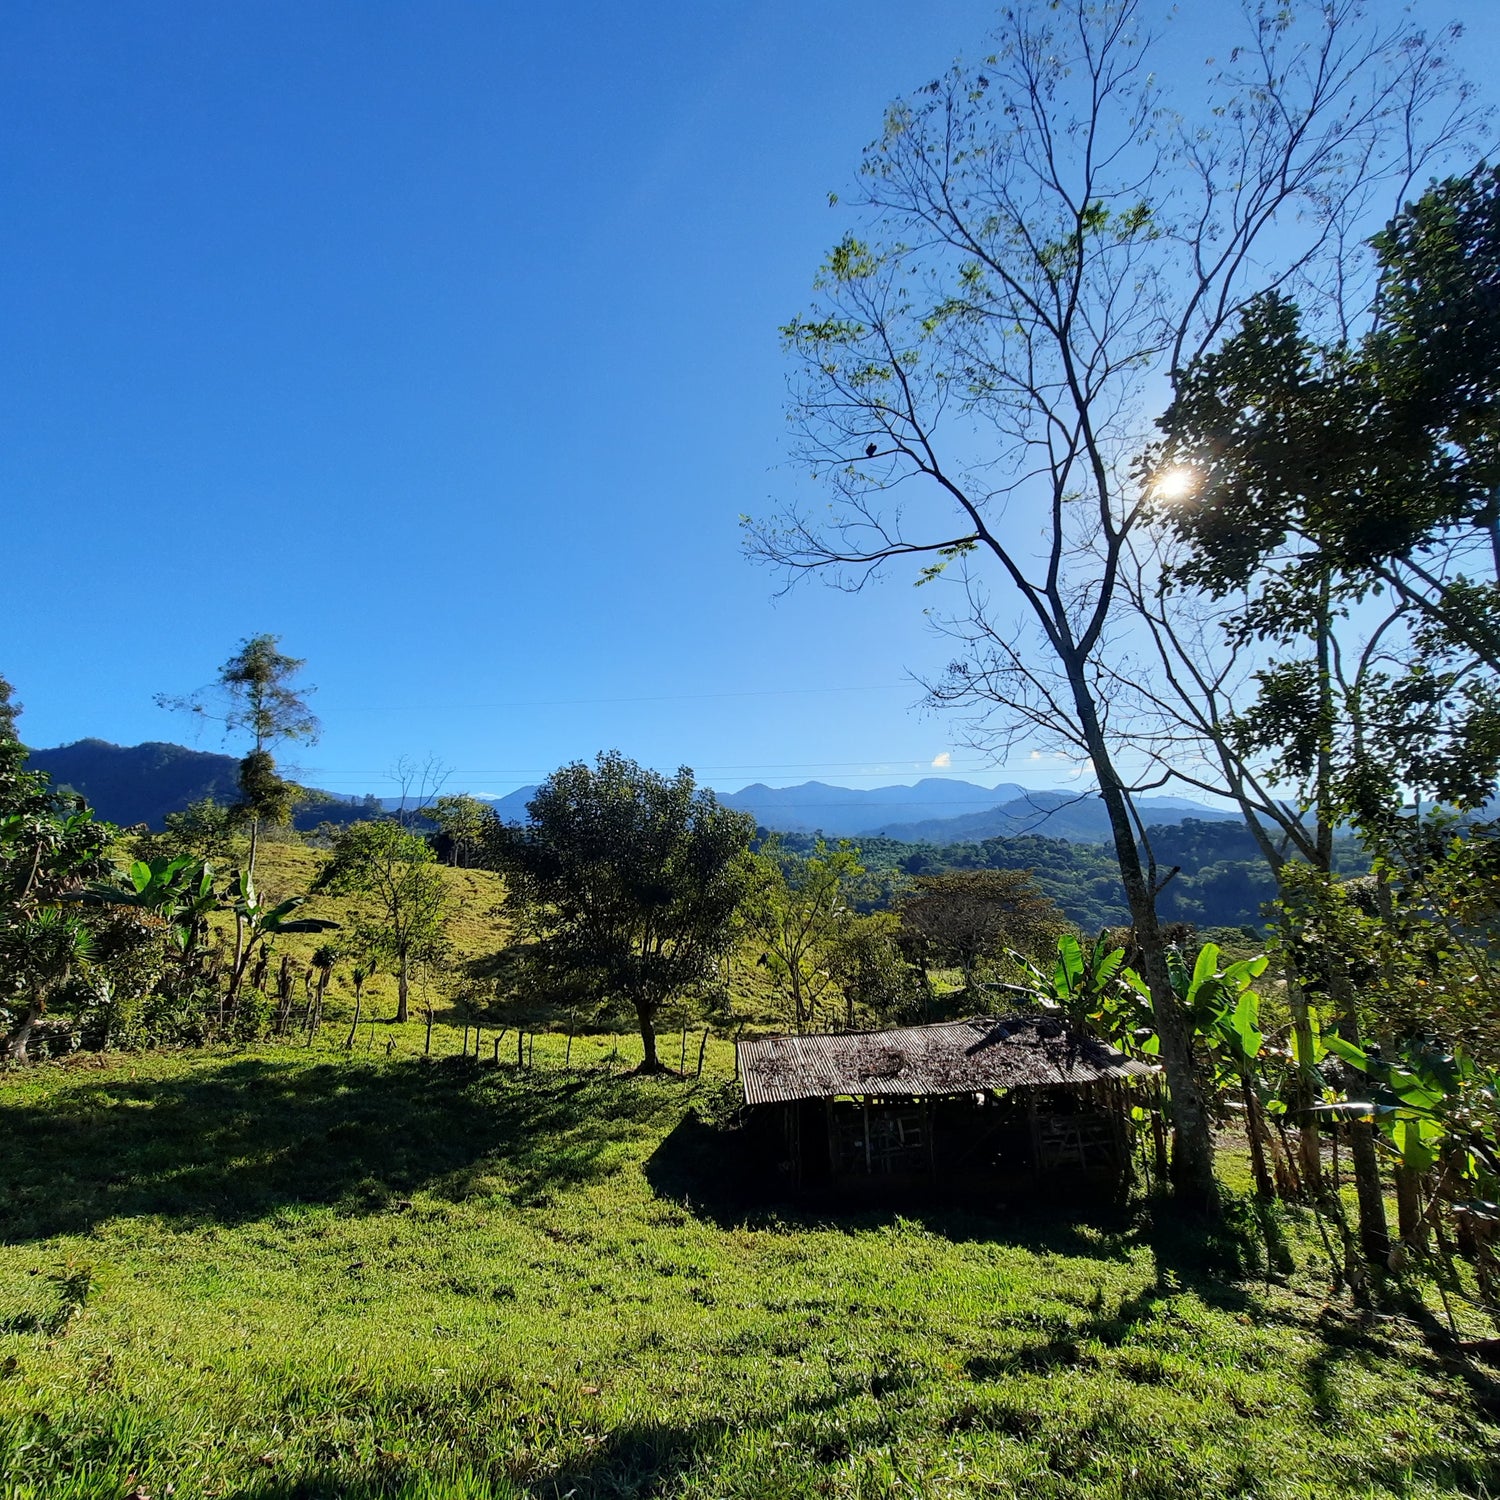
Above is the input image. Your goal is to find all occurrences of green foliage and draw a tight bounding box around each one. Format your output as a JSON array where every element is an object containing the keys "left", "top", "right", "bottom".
[
  {"left": 0, "top": 733, "right": 113, "bottom": 1061},
  {"left": 487, "top": 753, "right": 755, "bottom": 1069},
  {"left": 153, "top": 797, "right": 246, "bottom": 862},
  {"left": 1321, "top": 1030, "right": 1499, "bottom": 1228},
  {"left": 0, "top": 672, "right": 20, "bottom": 743},
  {"left": 824, "top": 909, "right": 925, "bottom": 1027},
  {"left": 1012, "top": 934, "right": 1154, "bottom": 1058},
  {"left": 314, "top": 819, "right": 445, "bottom": 1022},
  {"left": 741, "top": 839, "right": 865, "bottom": 1031},
  {"left": 431, "top": 793, "right": 497, "bottom": 867},
  {"left": 897, "top": 867, "right": 1065, "bottom": 989},
  {"left": 158, "top": 633, "right": 320, "bottom": 753}
]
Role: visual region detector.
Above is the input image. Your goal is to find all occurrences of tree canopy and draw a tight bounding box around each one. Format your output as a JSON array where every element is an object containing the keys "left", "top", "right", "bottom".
[{"left": 488, "top": 751, "right": 754, "bottom": 1071}]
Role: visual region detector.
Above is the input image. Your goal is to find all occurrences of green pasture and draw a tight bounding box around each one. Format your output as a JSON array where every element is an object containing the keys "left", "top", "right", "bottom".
[{"left": 2, "top": 1041, "right": 1497, "bottom": 1499}]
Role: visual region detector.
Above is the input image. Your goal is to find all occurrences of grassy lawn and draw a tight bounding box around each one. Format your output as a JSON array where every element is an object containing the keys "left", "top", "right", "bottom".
[{"left": 3, "top": 1040, "right": 1498, "bottom": 1499}]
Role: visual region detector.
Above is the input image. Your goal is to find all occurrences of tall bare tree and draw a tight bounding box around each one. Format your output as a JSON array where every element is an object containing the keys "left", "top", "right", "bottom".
[{"left": 747, "top": 0, "right": 1474, "bottom": 1205}]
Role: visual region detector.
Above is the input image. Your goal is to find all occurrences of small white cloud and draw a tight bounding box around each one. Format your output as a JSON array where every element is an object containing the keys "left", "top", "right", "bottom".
[
  {"left": 1029, "top": 750, "right": 1043, "bottom": 761},
  {"left": 931, "top": 751, "right": 952, "bottom": 769}
]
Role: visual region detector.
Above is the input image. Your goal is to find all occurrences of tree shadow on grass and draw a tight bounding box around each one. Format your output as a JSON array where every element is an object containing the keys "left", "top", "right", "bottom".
[
  {"left": 0, "top": 1055, "right": 690, "bottom": 1243},
  {"left": 644, "top": 1104, "right": 1216, "bottom": 1264}
]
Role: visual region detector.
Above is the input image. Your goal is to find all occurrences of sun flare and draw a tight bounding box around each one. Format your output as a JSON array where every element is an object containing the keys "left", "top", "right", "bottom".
[{"left": 1153, "top": 465, "right": 1199, "bottom": 503}]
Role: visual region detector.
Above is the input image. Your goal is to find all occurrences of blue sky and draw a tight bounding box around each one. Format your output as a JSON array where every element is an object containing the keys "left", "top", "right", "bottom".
[{"left": 5, "top": 1, "right": 1498, "bottom": 802}]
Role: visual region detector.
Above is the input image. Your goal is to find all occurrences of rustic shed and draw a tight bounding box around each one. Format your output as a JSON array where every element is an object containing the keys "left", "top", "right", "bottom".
[{"left": 737, "top": 1015, "right": 1157, "bottom": 1200}]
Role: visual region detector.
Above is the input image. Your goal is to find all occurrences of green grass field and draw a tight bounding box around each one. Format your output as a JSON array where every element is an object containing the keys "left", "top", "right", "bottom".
[{"left": 3, "top": 1039, "right": 1498, "bottom": 1500}]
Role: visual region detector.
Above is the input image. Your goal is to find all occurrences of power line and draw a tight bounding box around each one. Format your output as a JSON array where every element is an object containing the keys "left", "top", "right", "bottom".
[{"left": 332, "top": 683, "right": 915, "bottom": 714}]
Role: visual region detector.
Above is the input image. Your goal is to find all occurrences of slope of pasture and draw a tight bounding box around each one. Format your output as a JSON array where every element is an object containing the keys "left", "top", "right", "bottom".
[
  {"left": 3, "top": 1043, "right": 1497, "bottom": 1500},
  {"left": 232, "top": 842, "right": 512, "bottom": 1029},
  {"left": 242, "top": 842, "right": 796, "bottom": 1037}
]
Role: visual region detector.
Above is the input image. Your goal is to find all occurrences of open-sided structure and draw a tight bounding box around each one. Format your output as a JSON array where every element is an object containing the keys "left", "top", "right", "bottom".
[{"left": 737, "top": 1015, "right": 1157, "bottom": 1200}]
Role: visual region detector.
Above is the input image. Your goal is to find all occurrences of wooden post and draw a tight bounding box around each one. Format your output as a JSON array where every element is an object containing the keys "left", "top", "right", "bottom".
[
  {"left": 680, "top": 1027, "right": 688, "bottom": 1074},
  {"left": 493, "top": 1031, "right": 504, "bottom": 1065},
  {"left": 517, "top": 1030, "right": 524, "bottom": 1068},
  {"left": 528, "top": 1032, "right": 535, "bottom": 1068},
  {"left": 474, "top": 1024, "right": 482, "bottom": 1058},
  {"left": 696, "top": 1029, "right": 709, "bottom": 1078},
  {"left": 862, "top": 1098, "right": 873, "bottom": 1176}
]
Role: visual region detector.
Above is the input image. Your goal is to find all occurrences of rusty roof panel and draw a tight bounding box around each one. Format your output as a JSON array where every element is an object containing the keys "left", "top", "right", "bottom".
[{"left": 737, "top": 1016, "right": 1156, "bottom": 1107}]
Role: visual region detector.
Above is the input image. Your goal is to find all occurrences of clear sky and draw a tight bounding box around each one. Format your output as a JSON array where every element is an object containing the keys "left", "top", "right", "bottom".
[{"left": 5, "top": 1, "right": 1498, "bottom": 802}]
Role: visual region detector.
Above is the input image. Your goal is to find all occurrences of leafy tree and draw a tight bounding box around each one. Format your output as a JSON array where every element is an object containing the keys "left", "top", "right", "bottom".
[
  {"left": 314, "top": 819, "right": 448, "bottom": 1023},
  {"left": 151, "top": 798, "right": 247, "bottom": 863},
  {"left": 824, "top": 910, "right": 923, "bottom": 1027},
  {"left": 741, "top": 839, "right": 864, "bottom": 1032},
  {"left": 897, "top": 868, "right": 1064, "bottom": 994},
  {"left": 431, "top": 794, "right": 496, "bottom": 868},
  {"left": 0, "top": 732, "right": 112, "bottom": 1061},
  {"left": 746, "top": 0, "right": 1472, "bottom": 1206},
  {"left": 0, "top": 673, "right": 21, "bottom": 742},
  {"left": 158, "top": 634, "right": 319, "bottom": 883},
  {"left": 1146, "top": 164, "right": 1500, "bottom": 1251},
  {"left": 158, "top": 635, "right": 320, "bottom": 1001},
  {"left": 488, "top": 752, "right": 754, "bottom": 1071}
]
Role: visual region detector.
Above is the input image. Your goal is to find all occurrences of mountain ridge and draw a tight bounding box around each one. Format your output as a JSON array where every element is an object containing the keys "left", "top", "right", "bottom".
[{"left": 25, "top": 739, "right": 1238, "bottom": 845}]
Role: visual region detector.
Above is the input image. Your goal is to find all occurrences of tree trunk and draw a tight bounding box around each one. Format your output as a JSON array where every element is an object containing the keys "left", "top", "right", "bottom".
[
  {"left": 396, "top": 956, "right": 410, "bottom": 1023},
  {"left": 636, "top": 1003, "right": 662, "bottom": 1073},
  {"left": 1334, "top": 994, "right": 1390, "bottom": 1263},
  {"left": 1394, "top": 1164, "right": 1425, "bottom": 1248},
  {"left": 1283, "top": 954, "right": 1323, "bottom": 1197},
  {"left": 344, "top": 985, "right": 363, "bottom": 1050},
  {"left": 1242, "top": 1075, "right": 1274, "bottom": 1200},
  {"left": 2, "top": 998, "right": 43, "bottom": 1063},
  {"left": 1086, "top": 728, "right": 1217, "bottom": 1209}
]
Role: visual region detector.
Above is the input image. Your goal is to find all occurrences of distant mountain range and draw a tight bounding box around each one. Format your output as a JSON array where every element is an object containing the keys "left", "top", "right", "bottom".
[
  {"left": 26, "top": 739, "right": 1238, "bottom": 846},
  {"left": 711, "top": 778, "right": 1236, "bottom": 841}
]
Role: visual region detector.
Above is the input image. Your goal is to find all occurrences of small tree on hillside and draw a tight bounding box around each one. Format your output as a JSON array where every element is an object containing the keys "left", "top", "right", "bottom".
[
  {"left": 898, "top": 868, "right": 1065, "bottom": 995},
  {"left": 741, "top": 839, "right": 865, "bottom": 1033},
  {"left": 431, "top": 794, "right": 496, "bottom": 868},
  {"left": 314, "top": 819, "right": 449, "bottom": 1023},
  {"left": 488, "top": 752, "right": 754, "bottom": 1072}
]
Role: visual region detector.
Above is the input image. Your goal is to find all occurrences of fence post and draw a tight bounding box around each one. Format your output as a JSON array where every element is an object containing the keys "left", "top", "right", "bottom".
[{"left": 696, "top": 1029, "right": 709, "bottom": 1078}]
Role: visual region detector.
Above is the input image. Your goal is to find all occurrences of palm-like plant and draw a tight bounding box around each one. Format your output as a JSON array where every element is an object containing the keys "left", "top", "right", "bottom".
[{"left": 2, "top": 907, "right": 94, "bottom": 1062}]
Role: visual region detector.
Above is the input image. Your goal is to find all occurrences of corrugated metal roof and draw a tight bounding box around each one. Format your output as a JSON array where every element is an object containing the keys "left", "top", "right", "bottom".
[{"left": 737, "top": 1015, "right": 1156, "bottom": 1107}]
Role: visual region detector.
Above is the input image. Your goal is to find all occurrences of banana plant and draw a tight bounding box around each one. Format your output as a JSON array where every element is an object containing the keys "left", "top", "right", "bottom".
[
  {"left": 225, "top": 870, "right": 338, "bottom": 1005},
  {"left": 82, "top": 855, "right": 222, "bottom": 958},
  {"left": 1321, "top": 1032, "right": 1500, "bottom": 1183},
  {"left": 1012, "top": 933, "right": 1157, "bottom": 1055},
  {"left": 1160, "top": 943, "right": 1282, "bottom": 1196}
]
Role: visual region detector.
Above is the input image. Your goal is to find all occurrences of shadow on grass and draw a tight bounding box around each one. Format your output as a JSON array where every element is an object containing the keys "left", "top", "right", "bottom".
[
  {"left": 643, "top": 1103, "right": 1265, "bottom": 1281},
  {"left": 0, "top": 1055, "right": 689, "bottom": 1243}
]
